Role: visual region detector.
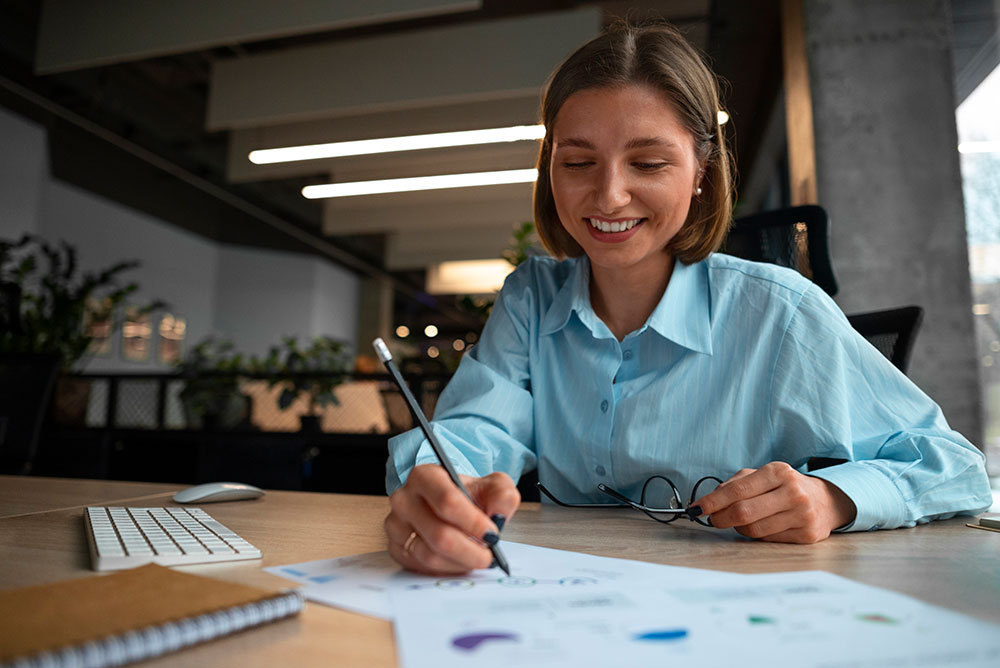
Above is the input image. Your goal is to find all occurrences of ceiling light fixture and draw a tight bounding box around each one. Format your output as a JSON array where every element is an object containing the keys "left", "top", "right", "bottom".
[
  {"left": 426, "top": 259, "right": 515, "bottom": 295},
  {"left": 302, "top": 168, "right": 539, "bottom": 199},
  {"left": 250, "top": 125, "right": 546, "bottom": 164},
  {"left": 958, "top": 140, "right": 1000, "bottom": 154}
]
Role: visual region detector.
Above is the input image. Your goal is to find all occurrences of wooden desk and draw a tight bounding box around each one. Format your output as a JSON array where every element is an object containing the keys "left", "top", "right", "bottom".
[{"left": 1, "top": 475, "right": 998, "bottom": 667}]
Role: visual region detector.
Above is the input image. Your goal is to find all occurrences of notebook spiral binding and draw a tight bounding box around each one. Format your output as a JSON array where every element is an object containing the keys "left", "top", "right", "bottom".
[{"left": 4, "top": 591, "right": 304, "bottom": 668}]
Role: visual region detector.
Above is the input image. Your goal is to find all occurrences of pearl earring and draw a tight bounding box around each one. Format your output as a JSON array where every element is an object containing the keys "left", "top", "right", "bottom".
[{"left": 695, "top": 186, "right": 703, "bottom": 196}]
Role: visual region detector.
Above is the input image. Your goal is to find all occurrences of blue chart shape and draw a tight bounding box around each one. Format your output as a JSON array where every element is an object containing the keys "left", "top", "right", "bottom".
[
  {"left": 633, "top": 629, "right": 689, "bottom": 642},
  {"left": 451, "top": 632, "right": 520, "bottom": 651},
  {"left": 308, "top": 574, "right": 339, "bottom": 584},
  {"left": 281, "top": 568, "right": 307, "bottom": 578}
]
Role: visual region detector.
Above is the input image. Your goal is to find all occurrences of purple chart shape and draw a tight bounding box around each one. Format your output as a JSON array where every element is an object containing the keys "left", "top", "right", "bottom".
[{"left": 451, "top": 632, "right": 520, "bottom": 651}]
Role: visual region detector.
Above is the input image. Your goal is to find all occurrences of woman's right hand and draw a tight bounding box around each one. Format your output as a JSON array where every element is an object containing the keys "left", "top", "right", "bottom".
[{"left": 384, "top": 464, "right": 521, "bottom": 575}]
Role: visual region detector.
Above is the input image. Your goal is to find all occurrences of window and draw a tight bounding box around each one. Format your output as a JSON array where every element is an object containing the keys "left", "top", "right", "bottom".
[
  {"left": 957, "top": 63, "right": 1000, "bottom": 479},
  {"left": 122, "top": 306, "right": 152, "bottom": 362},
  {"left": 158, "top": 314, "right": 186, "bottom": 365}
]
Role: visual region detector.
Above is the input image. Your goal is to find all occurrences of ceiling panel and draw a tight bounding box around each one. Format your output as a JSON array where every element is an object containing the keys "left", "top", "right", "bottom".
[
  {"left": 323, "top": 187, "right": 533, "bottom": 235},
  {"left": 36, "top": 0, "right": 482, "bottom": 74},
  {"left": 206, "top": 7, "right": 602, "bottom": 130},
  {"left": 386, "top": 223, "right": 522, "bottom": 269}
]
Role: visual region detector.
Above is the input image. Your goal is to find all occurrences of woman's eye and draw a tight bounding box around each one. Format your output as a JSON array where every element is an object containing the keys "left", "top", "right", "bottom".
[
  {"left": 562, "top": 161, "right": 592, "bottom": 169},
  {"left": 634, "top": 162, "right": 668, "bottom": 171}
]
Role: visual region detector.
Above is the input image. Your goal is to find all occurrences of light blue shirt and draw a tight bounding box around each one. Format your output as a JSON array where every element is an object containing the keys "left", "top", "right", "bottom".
[{"left": 387, "top": 254, "right": 992, "bottom": 531}]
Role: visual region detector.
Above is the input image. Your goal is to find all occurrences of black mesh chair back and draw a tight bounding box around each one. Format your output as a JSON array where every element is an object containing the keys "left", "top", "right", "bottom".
[
  {"left": 846, "top": 306, "right": 924, "bottom": 374},
  {"left": 722, "top": 204, "right": 839, "bottom": 296},
  {"left": 0, "top": 353, "right": 61, "bottom": 474}
]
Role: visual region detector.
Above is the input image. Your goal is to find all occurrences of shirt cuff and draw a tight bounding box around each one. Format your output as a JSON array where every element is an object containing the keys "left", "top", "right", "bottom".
[
  {"left": 386, "top": 425, "right": 483, "bottom": 494},
  {"left": 807, "top": 461, "right": 908, "bottom": 532},
  {"left": 414, "top": 445, "right": 480, "bottom": 478}
]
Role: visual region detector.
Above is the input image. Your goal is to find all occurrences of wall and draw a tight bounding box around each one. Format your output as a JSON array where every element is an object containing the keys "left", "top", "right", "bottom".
[
  {"left": 311, "top": 256, "right": 362, "bottom": 350},
  {"left": 0, "top": 107, "right": 46, "bottom": 238},
  {"left": 213, "top": 246, "right": 360, "bottom": 357}
]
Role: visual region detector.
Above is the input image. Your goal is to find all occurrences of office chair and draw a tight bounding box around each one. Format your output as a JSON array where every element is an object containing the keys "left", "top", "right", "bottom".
[
  {"left": 846, "top": 305, "right": 924, "bottom": 375},
  {"left": 722, "top": 204, "right": 839, "bottom": 296},
  {"left": 0, "top": 353, "right": 61, "bottom": 474}
]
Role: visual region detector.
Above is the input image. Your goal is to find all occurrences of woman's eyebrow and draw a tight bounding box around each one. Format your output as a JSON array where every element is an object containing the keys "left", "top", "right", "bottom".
[
  {"left": 624, "top": 137, "right": 677, "bottom": 150},
  {"left": 553, "top": 137, "right": 596, "bottom": 150},
  {"left": 553, "top": 136, "right": 679, "bottom": 150}
]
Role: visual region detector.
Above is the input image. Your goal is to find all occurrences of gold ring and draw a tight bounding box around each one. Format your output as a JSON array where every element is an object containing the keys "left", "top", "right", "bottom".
[{"left": 403, "top": 531, "right": 419, "bottom": 554}]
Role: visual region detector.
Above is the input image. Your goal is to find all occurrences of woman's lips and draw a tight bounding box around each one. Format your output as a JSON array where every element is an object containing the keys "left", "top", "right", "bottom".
[{"left": 585, "top": 217, "right": 645, "bottom": 242}]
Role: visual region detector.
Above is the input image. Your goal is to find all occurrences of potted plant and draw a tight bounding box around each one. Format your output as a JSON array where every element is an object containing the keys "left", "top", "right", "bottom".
[
  {"left": 0, "top": 234, "right": 165, "bottom": 425},
  {"left": 257, "top": 336, "right": 351, "bottom": 433},
  {"left": 176, "top": 337, "right": 251, "bottom": 431}
]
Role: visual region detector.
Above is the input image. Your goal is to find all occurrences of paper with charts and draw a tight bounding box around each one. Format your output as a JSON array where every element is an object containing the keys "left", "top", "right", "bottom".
[
  {"left": 269, "top": 542, "right": 1000, "bottom": 667},
  {"left": 265, "top": 541, "right": 735, "bottom": 620}
]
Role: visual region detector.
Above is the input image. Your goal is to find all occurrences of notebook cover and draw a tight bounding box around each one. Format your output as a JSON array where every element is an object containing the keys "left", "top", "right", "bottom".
[{"left": 0, "top": 563, "right": 291, "bottom": 662}]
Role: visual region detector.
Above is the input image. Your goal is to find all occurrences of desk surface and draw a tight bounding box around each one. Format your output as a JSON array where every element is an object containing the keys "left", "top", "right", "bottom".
[{"left": 2, "top": 475, "right": 998, "bottom": 667}]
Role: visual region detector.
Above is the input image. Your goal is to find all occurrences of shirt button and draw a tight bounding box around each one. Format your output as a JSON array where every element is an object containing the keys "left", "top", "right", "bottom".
[
  {"left": 622, "top": 350, "right": 633, "bottom": 361},
  {"left": 600, "top": 400, "right": 609, "bottom": 412},
  {"left": 595, "top": 465, "right": 606, "bottom": 476}
]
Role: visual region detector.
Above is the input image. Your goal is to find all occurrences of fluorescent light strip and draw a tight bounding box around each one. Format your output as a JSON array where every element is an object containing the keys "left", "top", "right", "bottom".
[
  {"left": 250, "top": 125, "right": 546, "bottom": 164},
  {"left": 958, "top": 141, "right": 1000, "bottom": 154},
  {"left": 302, "top": 168, "right": 539, "bottom": 199}
]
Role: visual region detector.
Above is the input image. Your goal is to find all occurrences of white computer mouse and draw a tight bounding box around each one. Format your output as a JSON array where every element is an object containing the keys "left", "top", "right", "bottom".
[{"left": 173, "top": 482, "right": 265, "bottom": 504}]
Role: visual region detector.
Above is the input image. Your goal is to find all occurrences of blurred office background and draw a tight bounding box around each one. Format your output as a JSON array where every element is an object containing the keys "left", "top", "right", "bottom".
[{"left": 0, "top": 0, "right": 997, "bottom": 495}]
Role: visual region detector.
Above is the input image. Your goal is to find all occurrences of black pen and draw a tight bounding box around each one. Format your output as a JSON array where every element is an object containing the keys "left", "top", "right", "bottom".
[{"left": 373, "top": 337, "right": 511, "bottom": 575}]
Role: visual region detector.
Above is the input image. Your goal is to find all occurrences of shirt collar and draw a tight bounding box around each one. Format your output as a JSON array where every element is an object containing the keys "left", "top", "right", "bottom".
[
  {"left": 539, "top": 256, "right": 597, "bottom": 336},
  {"left": 539, "top": 255, "right": 713, "bottom": 355},
  {"left": 647, "top": 259, "right": 713, "bottom": 355}
]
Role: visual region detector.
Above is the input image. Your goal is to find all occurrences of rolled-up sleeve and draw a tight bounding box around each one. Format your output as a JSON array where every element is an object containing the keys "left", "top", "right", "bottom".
[
  {"left": 768, "top": 286, "right": 992, "bottom": 531},
  {"left": 386, "top": 268, "right": 539, "bottom": 494}
]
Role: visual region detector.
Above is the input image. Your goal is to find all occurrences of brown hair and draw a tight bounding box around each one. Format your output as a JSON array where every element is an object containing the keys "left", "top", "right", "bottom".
[{"left": 533, "top": 21, "right": 734, "bottom": 263}]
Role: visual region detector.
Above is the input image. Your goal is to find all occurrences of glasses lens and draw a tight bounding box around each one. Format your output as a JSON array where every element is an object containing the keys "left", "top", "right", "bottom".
[
  {"left": 690, "top": 476, "right": 722, "bottom": 506},
  {"left": 640, "top": 476, "right": 682, "bottom": 511}
]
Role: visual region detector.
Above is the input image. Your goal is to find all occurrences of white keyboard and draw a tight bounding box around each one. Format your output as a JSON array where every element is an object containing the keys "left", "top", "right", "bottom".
[{"left": 85, "top": 506, "right": 262, "bottom": 571}]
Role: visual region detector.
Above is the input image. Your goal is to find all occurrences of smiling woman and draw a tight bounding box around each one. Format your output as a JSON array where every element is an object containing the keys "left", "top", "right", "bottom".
[
  {"left": 547, "top": 84, "right": 706, "bottom": 339},
  {"left": 533, "top": 21, "right": 733, "bottom": 269},
  {"left": 380, "top": 20, "right": 992, "bottom": 577}
]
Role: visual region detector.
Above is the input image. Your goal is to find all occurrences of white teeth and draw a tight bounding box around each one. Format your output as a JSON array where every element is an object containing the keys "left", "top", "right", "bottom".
[{"left": 589, "top": 218, "right": 641, "bottom": 233}]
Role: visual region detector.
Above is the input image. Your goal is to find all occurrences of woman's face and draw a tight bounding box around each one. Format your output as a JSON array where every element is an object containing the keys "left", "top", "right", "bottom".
[{"left": 549, "top": 84, "right": 703, "bottom": 279}]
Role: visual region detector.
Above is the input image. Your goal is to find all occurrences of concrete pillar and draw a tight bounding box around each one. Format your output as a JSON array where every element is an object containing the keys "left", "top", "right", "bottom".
[
  {"left": 802, "top": 0, "right": 982, "bottom": 442},
  {"left": 354, "top": 276, "right": 394, "bottom": 370}
]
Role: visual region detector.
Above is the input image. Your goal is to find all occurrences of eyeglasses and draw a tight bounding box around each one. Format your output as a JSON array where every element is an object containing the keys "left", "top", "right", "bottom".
[{"left": 535, "top": 475, "right": 723, "bottom": 527}]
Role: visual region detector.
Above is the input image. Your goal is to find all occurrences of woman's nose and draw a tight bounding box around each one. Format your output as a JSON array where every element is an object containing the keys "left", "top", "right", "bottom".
[{"left": 594, "top": 165, "right": 631, "bottom": 212}]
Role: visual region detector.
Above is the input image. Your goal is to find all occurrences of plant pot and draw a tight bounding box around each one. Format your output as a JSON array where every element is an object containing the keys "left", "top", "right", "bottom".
[
  {"left": 51, "top": 376, "right": 91, "bottom": 426},
  {"left": 299, "top": 414, "right": 323, "bottom": 434}
]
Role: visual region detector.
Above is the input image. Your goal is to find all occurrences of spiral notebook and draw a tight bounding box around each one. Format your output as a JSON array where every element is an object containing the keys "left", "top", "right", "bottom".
[{"left": 0, "top": 563, "right": 303, "bottom": 668}]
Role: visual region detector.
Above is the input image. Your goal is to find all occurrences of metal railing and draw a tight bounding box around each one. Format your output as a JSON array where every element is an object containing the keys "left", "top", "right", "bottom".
[{"left": 48, "top": 371, "right": 451, "bottom": 435}]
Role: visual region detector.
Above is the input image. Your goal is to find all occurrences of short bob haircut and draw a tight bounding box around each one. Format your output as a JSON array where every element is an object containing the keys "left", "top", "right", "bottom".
[{"left": 534, "top": 21, "right": 734, "bottom": 263}]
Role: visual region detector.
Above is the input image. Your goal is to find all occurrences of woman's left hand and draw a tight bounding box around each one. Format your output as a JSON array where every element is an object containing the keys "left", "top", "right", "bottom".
[{"left": 689, "top": 462, "right": 857, "bottom": 543}]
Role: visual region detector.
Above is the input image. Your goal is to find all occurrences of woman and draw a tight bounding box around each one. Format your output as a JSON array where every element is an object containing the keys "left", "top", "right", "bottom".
[{"left": 383, "top": 22, "right": 992, "bottom": 575}]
